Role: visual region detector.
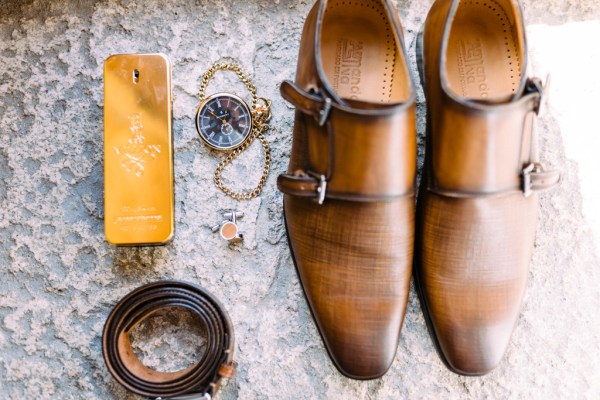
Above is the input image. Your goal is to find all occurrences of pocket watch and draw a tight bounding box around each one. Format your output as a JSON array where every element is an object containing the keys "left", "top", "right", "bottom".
[
  {"left": 195, "top": 63, "right": 272, "bottom": 200},
  {"left": 196, "top": 92, "right": 252, "bottom": 151}
]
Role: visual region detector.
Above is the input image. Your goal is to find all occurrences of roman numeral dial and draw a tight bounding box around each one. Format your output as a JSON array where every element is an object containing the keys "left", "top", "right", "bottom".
[{"left": 195, "top": 93, "right": 253, "bottom": 150}]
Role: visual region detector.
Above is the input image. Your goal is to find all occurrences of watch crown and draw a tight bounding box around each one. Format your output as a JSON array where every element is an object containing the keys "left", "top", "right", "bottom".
[{"left": 255, "top": 98, "right": 272, "bottom": 123}]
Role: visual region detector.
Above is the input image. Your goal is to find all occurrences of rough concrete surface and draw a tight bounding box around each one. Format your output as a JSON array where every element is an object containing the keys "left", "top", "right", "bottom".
[{"left": 0, "top": 0, "right": 599, "bottom": 399}]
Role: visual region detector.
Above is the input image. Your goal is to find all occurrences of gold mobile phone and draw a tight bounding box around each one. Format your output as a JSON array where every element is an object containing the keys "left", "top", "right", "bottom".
[{"left": 103, "top": 53, "right": 174, "bottom": 246}]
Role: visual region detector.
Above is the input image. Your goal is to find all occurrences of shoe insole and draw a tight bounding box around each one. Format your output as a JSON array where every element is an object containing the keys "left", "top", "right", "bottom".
[
  {"left": 446, "top": 0, "right": 523, "bottom": 101},
  {"left": 320, "top": 0, "right": 410, "bottom": 104}
]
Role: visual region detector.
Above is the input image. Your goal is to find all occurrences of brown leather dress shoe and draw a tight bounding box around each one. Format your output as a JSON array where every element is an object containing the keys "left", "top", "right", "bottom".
[
  {"left": 277, "top": 0, "right": 416, "bottom": 379},
  {"left": 415, "top": 0, "right": 560, "bottom": 375}
]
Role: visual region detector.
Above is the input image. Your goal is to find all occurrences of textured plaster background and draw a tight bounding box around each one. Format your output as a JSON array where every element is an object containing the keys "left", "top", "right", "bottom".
[{"left": 1, "top": 0, "right": 599, "bottom": 399}]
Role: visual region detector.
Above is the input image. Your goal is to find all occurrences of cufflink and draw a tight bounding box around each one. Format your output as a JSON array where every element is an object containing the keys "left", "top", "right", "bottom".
[{"left": 212, "top": 211, "right": 244, "bottom": 243}]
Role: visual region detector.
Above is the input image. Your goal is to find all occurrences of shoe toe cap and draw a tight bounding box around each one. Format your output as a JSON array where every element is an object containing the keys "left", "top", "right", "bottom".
[
  {"left": 435, "top": 321, "right": 514, "bottom": 375},
  {"left": 316, "top": 295, "right": 406, "bottom": 379}
]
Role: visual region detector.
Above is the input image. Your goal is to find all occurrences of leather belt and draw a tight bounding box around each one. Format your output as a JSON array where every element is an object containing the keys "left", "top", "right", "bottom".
[{"left": 102, "top": 281, "right": 235, "bottom": 400}]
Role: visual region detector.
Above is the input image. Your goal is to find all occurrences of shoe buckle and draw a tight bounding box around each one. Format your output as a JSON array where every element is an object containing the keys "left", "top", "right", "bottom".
[
  {"left": 316, "top": 97, "right": 332, "bottom": 126},
  {"left": 316, "top": 174, "right": 327, "bottom": 204},
  {"left": 529, "top": 74, "right": 550, "bottom": 116},
  {"left": 522, "top": 162, "right": 542, "bottom": 197},
  {"left": 305, "top": 172, "right": 328, "bottom": 204}
]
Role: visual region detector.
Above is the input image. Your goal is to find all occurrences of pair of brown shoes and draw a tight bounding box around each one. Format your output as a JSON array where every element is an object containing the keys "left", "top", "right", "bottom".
[{"left": 277, "top": 0, "right": 559, "bottom": 379}]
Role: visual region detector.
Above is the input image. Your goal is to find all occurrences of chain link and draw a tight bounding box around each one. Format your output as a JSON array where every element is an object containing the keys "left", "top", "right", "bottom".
[{"left": 197, "top": 63, "right": 271, "bottom": 200}]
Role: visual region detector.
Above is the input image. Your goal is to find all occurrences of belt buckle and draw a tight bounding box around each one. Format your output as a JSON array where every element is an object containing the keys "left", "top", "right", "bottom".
[{"left": 154, "top": 393, "right": 211, "bottom": 400}]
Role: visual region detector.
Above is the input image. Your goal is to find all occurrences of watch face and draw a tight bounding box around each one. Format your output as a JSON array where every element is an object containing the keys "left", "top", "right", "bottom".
[{"left": 195, "top": 93, "right": 253, "bottom": 150}]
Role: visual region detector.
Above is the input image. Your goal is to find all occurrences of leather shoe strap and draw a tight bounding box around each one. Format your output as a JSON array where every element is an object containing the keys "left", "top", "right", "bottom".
[
  {"left": 277, "top": 170, "right": 328, "bottom": 204},
  {"left": 102, "top": 281, "right": 235, "bottom": 400},
  {"left": 280, "top": 80, "right": 332, "bottom": 126},
  {"left": 522, "top": 162, "right": 561, "bottom": 197},
  {"left": 277, "top": 170, "right": 320, "bottom": 198},
  {"left": 529, "top": 170, "right": 560, "bottom": 190},
  {"left": 277, "top": 169, "right": 415, "bottom": 203},
  {"left": 432, "top": 163, "right": 560, "bottom": 198},
  {"left": 279, "top": 80, "right": 416, "bottom": 203}
]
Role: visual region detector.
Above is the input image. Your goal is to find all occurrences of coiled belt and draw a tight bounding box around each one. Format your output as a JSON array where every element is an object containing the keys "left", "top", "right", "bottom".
[{"left": 102, "top": 281, "right": 235, "bottom": 399}]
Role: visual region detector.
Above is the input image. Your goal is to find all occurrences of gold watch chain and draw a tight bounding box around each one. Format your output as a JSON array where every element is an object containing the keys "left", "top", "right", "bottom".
[{"left": 198, "top": 63, "right": 270, "bottom": 200}]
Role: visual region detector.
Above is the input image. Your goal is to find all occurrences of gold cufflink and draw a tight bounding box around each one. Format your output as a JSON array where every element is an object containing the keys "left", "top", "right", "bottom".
[{"left": 212, "top": 211, "right": 244, "bottom": 243}]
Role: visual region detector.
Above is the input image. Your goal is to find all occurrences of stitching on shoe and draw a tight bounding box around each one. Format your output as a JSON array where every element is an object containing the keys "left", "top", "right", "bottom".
[
  {"left": 326, "top": 0, "right": 395, "bottom": 103},
  {"left": 464, "top": 0, "right": 522, "bottom": 92}
]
